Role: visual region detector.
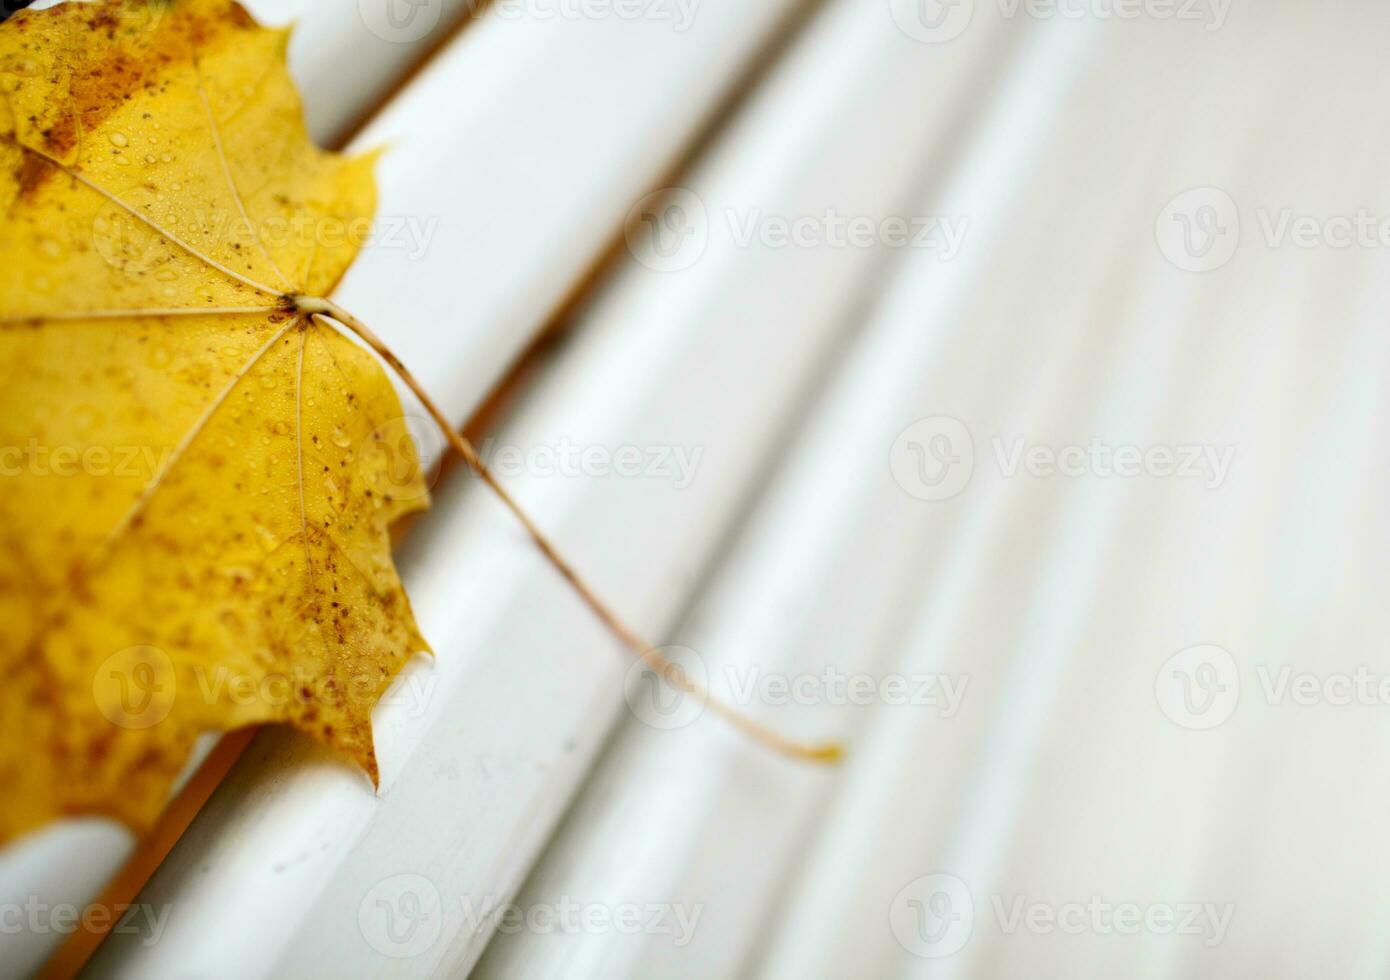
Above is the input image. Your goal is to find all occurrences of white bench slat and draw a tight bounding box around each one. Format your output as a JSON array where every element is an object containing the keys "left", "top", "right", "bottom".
[
  {"left": 244, "top": 0, "right": 485, "bottom": 145},
  {"left": 464, "top": 11, "right": 1082, "bottom": 977},
  {"left": 333, "top": 0, "right": 808, "bottom": 436},
  {"left": 0, "top": 2, "right": 803, "bottom": 977},
  {"left": 752, "top": 8, "right": 1390, "bottom": 978},
  {"left": 84, "top": 0, "right": 1000, "bottom": 973}
]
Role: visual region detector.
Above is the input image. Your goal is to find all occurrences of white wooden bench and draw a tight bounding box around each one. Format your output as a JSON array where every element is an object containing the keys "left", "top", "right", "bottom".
[{"left": 5, "top": 1, "right": 1390, "bottom": 977}]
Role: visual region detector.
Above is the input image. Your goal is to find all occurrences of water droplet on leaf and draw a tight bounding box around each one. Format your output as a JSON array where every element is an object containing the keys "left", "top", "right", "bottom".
[{"left": 254, "top": 524, "right": 282, "bottom": 554}]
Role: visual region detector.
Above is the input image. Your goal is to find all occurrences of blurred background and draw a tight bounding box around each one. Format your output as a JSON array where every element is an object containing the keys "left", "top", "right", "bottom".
[{"left": 5, "top": 0, "right": 1390, "bottom": 977}]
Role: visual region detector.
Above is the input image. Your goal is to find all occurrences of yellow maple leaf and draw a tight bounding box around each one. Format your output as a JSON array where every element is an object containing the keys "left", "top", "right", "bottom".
[{"left": 0, "top": 0, "right": 431, "bottom": 844}]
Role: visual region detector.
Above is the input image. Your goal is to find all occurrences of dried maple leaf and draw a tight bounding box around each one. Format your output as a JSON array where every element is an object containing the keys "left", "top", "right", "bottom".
[
  {"left": 0, "top": 0, "right": 843, "bottom": 848},
  {"left": 0, "top": 0, "right": 430, "bottom": 844}
]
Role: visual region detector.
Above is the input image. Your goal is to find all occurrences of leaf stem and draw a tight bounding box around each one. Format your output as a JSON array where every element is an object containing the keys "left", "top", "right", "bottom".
[{"left": 296, "top": 295, "right": 843, "bottom": 766}]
